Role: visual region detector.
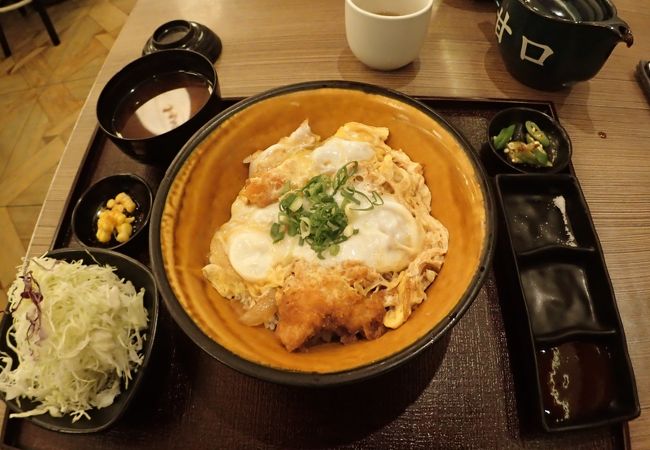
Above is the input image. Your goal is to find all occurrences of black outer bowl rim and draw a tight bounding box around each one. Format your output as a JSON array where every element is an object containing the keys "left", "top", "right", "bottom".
[
  {"left": 149, "top": 80, "right": 496, "bottom": 387},
  {"left": 486, "top": 107, "right": 573, "bottom": 174},
  {"left": 95, "top": 48, "right": 218, "bottom": 144},
  {"left": 0, "top": 247, "right": 159, "bottom": 433},
  {"left": 70, "top": 173, "right": 153, "bottom": 251}
]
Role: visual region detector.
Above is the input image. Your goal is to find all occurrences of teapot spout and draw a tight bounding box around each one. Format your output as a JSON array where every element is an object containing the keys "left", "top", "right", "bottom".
[
  {"left": 619, "top": 25, "right": 634, "bottom": 48},
  {"left": 606, "top": 20, "right": 634, "bottom": 47}
]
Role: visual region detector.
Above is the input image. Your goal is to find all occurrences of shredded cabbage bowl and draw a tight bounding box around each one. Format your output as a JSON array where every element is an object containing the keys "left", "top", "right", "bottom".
[{"left": 0, "top": 255, "right": 149, "bottom": 422}]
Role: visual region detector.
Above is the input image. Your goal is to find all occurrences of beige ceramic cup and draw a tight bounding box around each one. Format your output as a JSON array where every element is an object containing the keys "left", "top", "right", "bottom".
[{"left": 345, "top": 0, "right": 434, "bottom": 71}]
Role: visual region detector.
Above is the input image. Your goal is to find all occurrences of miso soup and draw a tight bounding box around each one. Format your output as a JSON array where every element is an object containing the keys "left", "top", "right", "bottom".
[{"left": 112, "top": 71, "right": 213, "bottom": 140}]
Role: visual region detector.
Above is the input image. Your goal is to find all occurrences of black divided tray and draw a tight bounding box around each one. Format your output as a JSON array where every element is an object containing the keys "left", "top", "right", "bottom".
[
  {"left": 494, "top": 174, "right": 639, "bottom": 432},
  {"left": 0, "top": 97, "right": 636, "bottom": 450}
]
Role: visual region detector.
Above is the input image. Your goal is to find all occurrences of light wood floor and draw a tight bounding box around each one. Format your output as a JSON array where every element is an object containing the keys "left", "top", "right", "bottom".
[{"left": 0, "top": 0, "right": 135, "bottom": 307}]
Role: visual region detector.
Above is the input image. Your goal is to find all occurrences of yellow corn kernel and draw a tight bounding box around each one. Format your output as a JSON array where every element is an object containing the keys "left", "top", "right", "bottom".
[
  {"left": 98, "top": 218, "right": 113, "bottom": 231},
  {"left": 111, "top": 210, "right": 124, "bottom": 225},
  {"left": 115, "top": 222, "right": 133, "bottom": 243},
  {"left": 95, "top": 193, "right": 137, "bottom": 244},
  {"left": 124, "top": 200, "right": 136, "bottom": 213},
  {"left": 116, "top": 192, "right": 136, "bottom": 213},
  {"left": 96, "top": 228, "right": 112, "bottom": 243}
]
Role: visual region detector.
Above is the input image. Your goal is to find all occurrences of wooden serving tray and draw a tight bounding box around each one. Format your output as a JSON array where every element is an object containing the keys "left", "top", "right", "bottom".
[{"left": 0, "top": 97, "right": 630, "bottom": 449}]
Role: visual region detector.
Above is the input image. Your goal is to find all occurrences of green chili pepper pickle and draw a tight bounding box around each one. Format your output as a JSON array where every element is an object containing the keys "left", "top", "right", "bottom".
[{"left": 493, "top": 120, "right": 554, "bottom": 168}]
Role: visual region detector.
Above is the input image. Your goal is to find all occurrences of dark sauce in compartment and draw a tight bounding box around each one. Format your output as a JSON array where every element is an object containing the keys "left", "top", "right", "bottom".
[
  {"left": 504, "top": 193, "right": 578, "bottom": 252},
  {"left": 537, "top": 341, "right": 616, "bottom": 426},
  {"left": 112, "top": 71, "right": 213, "bottom": 140}
]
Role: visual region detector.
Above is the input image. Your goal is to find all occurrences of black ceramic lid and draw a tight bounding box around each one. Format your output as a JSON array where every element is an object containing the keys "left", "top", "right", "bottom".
[{"left": 143, "top": 20, "right": 222, "bottom": 63}]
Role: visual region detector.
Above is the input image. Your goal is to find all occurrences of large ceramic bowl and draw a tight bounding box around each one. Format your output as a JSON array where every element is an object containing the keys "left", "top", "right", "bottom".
[{"left": 150, "top": 81, "right": 495, "bottom": 385}]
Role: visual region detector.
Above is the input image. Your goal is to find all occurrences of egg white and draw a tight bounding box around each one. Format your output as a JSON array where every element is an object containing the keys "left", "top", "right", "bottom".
[{"left": 224, "top": 194, "right": 422, "bottom": 283}]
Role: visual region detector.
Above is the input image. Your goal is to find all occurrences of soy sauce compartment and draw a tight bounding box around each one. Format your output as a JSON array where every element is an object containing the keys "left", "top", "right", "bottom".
[
  {"left": 534, "top": 336, "right": 639, "bottom": 432},
  {"left": 517, "top": 247, "right": 618, "bottom": 341},
  {"left": 496, "top": 174, "right": 597, "bottom": 253}
]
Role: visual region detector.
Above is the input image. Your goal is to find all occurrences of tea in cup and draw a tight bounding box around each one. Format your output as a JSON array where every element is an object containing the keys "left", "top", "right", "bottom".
[{"left": 345, "top": 0, "right": 434, "bottom": 71}]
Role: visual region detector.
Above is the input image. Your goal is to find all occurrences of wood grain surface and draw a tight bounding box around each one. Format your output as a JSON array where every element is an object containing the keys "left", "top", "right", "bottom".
[{"left": 22, "top": 0, "right": 650, "bottom": 447}]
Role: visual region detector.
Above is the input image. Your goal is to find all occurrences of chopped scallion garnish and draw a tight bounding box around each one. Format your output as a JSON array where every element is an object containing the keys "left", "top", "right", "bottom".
[{"left": 270, "top": 161, "right": 383, "bottom": 257}]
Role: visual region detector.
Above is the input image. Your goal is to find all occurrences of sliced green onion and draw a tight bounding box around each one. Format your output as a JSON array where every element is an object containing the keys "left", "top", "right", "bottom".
[
  {"left": 271, "top": 222, "right": 285, "bottom": 243},
  {"left": 270, "top": 161, "right": 382, "bottom": 256},
  {"left": 299, "top": 217, "right": 311, "bottom": 238},
  {"left": 289, "top": 196, "right": 303, "bottom": 212}
]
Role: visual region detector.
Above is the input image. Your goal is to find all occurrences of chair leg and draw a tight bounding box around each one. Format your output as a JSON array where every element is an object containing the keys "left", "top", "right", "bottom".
[
  {"left": 0, "top": 21, "right": 11, "bottom": 57},
  {"left": 32, "top": 0, "right": 60, "bottom": 47}
]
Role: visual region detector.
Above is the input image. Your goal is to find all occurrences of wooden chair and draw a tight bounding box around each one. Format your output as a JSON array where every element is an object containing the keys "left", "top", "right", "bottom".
[{"left": 0, "top": 0, "right": 60, "bottom": 57}]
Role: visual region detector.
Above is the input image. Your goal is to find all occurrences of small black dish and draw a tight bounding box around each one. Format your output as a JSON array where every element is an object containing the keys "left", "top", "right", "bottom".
[
  {"left": 97, "top": 49, "right": 221, "bottom": 166},
  {"left": 487, "top": 107, "right": 571, "bottom": 174},
  {"left": 0, "top": 248, "right": 159, "bottom": 433},
  {"left": 143, "top": 20, "right": 222, "bottom": 63},
  {"left": 494, "top": 173, "right": 640, "bottom": 432},
  {"left": 72, "top": 174, "right": 152, "bottom": 252}
]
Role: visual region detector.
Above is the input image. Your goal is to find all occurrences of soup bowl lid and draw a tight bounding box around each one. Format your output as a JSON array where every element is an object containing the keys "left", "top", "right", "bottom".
[{"left": 143, "top": 20, "right": 222, "bottom": 63}]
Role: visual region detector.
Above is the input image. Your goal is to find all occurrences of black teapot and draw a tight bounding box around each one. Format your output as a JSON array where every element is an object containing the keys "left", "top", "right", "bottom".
[{"left": 494, "top": 0, "right": 633, "bottom": 90}]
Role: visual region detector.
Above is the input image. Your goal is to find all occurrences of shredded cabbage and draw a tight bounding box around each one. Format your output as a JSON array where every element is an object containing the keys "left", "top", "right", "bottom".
[{"left": 0, "top": 256, "right": 148, "bottom": 422}]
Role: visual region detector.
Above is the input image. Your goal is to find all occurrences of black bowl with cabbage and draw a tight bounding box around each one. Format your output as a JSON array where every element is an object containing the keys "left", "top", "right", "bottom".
[{"left": 0, "top": 248, "right": 159, "bottom": 433}]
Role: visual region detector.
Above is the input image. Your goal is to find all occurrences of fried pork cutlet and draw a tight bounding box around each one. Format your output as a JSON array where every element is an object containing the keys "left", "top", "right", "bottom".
[{"left": 275, "top": 262, "right": 386, "bottom": 351}]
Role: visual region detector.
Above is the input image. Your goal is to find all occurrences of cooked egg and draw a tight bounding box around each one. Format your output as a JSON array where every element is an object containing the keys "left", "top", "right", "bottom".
[
  {"left": 310, "top": 137, "right": 374, "bottom": 174},
  {"left": 203, "top": 121, "right": 449, "bottom": 347},
  {"left": 225, "top": 195, "right": 421, "bottom": 282}
]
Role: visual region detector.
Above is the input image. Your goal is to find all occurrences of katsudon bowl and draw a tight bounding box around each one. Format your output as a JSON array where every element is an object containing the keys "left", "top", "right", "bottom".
[{"left": 150, "top": 80, "right": 495, "bottom": 386}]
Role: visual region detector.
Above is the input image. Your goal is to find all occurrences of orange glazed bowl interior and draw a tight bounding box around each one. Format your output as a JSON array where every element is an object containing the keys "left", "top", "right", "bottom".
[{"left": 150, "top": 81, "right": 495, "bottom": 386}]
